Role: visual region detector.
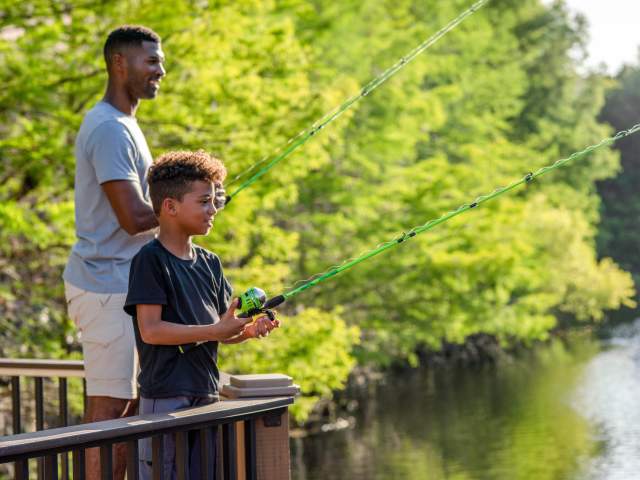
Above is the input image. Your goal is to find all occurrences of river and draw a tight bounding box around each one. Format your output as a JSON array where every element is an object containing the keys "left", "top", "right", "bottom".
[{"left": 291, "top": 319, "right": 640, "bottom": 479}]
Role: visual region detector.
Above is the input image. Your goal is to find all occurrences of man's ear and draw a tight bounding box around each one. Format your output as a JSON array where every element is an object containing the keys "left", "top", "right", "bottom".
[{"left": 110, "top": 52, "right": 127, "bottom": 77}]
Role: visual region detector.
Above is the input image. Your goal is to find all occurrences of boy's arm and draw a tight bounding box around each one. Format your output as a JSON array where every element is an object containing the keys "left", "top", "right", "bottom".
[{"left": 137, "top": 301, "right": 251, "bottom": 345}]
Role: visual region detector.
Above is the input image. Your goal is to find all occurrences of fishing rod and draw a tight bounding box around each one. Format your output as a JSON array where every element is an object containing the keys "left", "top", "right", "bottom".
[
  {"left": 224, "top": 0, "right": 490, "bottom": 203},
  {"left": 235, "top": 123, "right": 640, "bottom": 318}
]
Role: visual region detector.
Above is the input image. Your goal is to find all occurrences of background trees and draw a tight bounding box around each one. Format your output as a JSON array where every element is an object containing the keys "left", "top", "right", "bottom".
[
  {"left": 0, "top": 0, "right": 635, "bottom": 420},
  {"left": 597, "top": 62, "right": 640, "bottom": 295}
]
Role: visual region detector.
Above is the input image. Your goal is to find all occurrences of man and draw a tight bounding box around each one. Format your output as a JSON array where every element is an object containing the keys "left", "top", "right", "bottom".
[{"left": 63, "top": 25, "right": 164, "bottom": 479}]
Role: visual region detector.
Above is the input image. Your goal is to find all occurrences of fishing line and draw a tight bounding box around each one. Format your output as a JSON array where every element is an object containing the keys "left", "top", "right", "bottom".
[
  {"left": 225, "top": 0, "right": 490, "bottom": 202},
  {"left": 246, "top": 123, "right": 640, "bottom": 312}
]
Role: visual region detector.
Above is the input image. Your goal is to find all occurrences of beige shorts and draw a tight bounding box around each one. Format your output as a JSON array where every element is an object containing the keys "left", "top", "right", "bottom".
[{"left": 64, "top": 282, "right": 138, "bottom": 399}]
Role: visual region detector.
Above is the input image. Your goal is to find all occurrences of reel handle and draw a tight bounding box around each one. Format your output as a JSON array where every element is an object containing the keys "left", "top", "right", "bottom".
[{"left": 264, "top": 295, "right": 285, "bottom": 310}]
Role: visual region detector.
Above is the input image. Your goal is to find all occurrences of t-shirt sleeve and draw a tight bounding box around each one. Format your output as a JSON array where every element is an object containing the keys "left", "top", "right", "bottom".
[
  {"left": 124, "top": 246, "right": 168, "bottom": 317},
  {"left": 87, "top": 121, "right": 141, "bottom": 185}
]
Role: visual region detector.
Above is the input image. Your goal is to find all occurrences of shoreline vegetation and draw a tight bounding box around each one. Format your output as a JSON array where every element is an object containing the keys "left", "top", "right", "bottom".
[
  {"left": 2, "top": 0, "right": 640, "bottom": 424},
  {"left": 295, "top": 313, "right": 635, "bottom": 433}
]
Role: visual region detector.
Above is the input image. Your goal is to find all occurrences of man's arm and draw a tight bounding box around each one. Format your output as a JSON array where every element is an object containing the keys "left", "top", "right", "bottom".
[{"left": 102, "top": 180, "right": 158, "bottom": 235}]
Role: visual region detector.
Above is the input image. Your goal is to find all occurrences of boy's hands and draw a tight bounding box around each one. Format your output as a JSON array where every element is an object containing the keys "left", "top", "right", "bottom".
[
  {"left": 212, "top": 299, "right": 252, "bottom": 341},
  {"left": 244, "top": 313, "right": 280, "bottom": 339},
  {"left": 219, "top": 306, "right": 280, "bottom": 344}
]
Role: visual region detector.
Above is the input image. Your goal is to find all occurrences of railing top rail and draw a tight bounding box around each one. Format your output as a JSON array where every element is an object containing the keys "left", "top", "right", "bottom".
[
  {"left": 0, "top": 358, "right": 85, "bottom": 378},
  {"left": 0, "top": 397, "right": 293, "bottom": 462}
]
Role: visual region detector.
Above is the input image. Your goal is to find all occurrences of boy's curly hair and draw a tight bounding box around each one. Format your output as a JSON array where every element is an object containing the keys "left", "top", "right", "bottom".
[{"left": 148, "top": 150, "right": 226, "bottom": 215}]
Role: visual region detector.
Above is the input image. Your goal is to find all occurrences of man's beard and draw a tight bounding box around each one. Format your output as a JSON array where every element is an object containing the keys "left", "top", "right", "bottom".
[{"left": 127, "top": 74, "right": 157, "bottom": 100}]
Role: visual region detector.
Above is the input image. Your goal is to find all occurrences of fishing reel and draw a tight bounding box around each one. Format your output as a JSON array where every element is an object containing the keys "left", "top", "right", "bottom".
[
  {"left": 238, "top": 287, "right": 267, "bottom": 317},
  {"left": 237, "top": 287, "right": 286, "bottom": 321}
]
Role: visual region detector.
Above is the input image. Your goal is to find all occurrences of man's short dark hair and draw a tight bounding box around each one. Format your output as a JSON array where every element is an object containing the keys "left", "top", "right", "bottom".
[
  {"left": 148, "top": 151, "right": 227, "bottom": 215},
  {"left": 104, "top": 25, "right": 161, "bottom": 67}
]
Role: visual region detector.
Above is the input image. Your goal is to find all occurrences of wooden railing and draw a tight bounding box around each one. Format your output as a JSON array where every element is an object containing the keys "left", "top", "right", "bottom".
[
  {"left": 1, "top": 398, "right": 291, "bottom": 479},
  {"left": 0, "top": 358, "right": 86, "bottom": 435},
  {"left": 0, "top": 359, "right": 294, "bottom": 479}
]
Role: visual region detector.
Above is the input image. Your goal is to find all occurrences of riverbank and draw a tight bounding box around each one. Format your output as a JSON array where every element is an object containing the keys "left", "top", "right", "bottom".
[{"left": 296, "top": 323, "right": 606, "bottom": 431}]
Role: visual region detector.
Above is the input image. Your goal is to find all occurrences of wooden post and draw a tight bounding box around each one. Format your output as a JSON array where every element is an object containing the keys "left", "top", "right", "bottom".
[
  {"left": 230, "top": 410, "right": 290, "bottom": 480},
  {"left": 255, "top": 408, "right": 290, "bottom": 480},
  {"left": 219, "top": 372, "right": 296, "bottom": 480},
  {"left": 235, "top": 421, "right": 246, "bottom": 480}
]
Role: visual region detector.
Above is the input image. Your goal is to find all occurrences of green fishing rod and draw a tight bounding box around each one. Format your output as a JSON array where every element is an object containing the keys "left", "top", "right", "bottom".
[
  {"left": 224, "top": 0, "right": 490, "bottom": 204},
  {"left": 235, "top": 123, "right": 640, "bottom": 317}
]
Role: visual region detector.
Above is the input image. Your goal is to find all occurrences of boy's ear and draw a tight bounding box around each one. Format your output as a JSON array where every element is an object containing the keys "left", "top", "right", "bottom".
[{"left": 161, "top": 197, "right": 178, "bottom": 216}]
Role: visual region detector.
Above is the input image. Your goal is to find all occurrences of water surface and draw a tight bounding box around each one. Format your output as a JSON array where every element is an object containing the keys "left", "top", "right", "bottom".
[{"left": 292, "top": 321, "right": 640, "bottom": 479}]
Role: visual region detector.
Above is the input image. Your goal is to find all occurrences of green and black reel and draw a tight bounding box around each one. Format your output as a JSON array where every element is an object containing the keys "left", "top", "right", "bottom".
[
  {"left": 238, "top": 287, "right": 267, "bottom": 318},
  {"left": 238, "top": 287, "right": 284, "bottom": 320}
]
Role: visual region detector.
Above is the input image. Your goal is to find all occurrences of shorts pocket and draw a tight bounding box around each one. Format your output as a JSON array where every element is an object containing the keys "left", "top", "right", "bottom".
[
  {"left": 69, "top": 292, "right": 126, "bottom": 346},
  {"left": 80, "top": 314, "right": 124, "bottom": 346},
  {"left": 65, "top": 282, "right": 87, "bottom": 307}
]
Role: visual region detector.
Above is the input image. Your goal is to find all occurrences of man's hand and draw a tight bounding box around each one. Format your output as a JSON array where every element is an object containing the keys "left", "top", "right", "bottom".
[
  {"left": 214, "top": 182, "right": 227, "bottom": 210},
  {"left": 212, "top": 299, "right": 252, "bottom": 341}
]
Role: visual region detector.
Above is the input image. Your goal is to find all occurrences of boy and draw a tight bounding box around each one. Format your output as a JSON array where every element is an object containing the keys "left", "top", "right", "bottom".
[{"left": 124, "top": 150, "right": 278, "bottom": 479}]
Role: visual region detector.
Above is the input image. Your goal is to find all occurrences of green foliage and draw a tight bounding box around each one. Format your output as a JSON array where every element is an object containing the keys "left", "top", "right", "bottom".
[
  {"left": 0, "top": 0, "right": 635, "bottom": 420},
  {"left": 287, "top": 0, "right": 634, "bottom": 366}
]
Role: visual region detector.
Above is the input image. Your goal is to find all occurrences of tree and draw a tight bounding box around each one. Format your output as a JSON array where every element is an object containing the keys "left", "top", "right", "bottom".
[
  {"left": 284, "top": 0, "right": 634, "bottom": 366},
  {"left": 597, "top": 62, "right": 640, "bottom": 292}
]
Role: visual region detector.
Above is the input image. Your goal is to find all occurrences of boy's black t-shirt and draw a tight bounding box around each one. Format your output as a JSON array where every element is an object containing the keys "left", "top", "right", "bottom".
[{"left": 124, "top": 239, "right": 232, "bottom": 399}]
